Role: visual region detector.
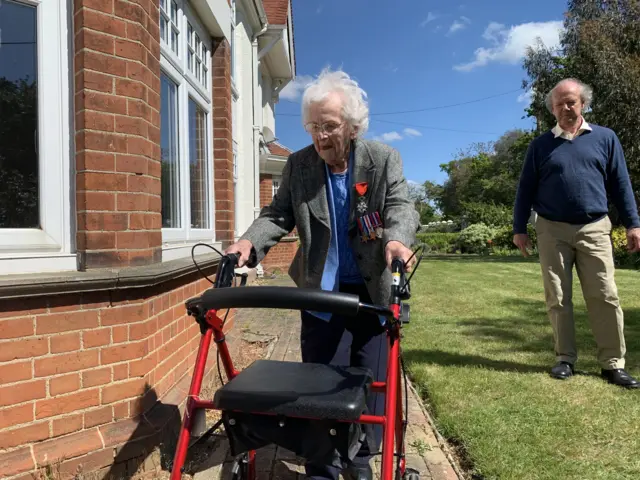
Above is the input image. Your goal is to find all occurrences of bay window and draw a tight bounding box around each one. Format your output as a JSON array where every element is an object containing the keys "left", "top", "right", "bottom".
[{"left": 159, "top": 0, "right": 214, "bottom": 249}]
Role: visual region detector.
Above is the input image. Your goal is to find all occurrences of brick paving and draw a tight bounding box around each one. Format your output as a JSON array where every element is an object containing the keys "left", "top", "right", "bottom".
[{"left": 191, "top": 275, "right": 461, "bottom": 480}]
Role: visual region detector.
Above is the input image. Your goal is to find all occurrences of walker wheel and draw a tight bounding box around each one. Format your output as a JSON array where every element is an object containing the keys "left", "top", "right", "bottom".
[
  {"left": 231, "top": 453, "right": 249, "bottom": 480},
  {"left": 403, "top": 467, "right": 420, "bottom": 480}
]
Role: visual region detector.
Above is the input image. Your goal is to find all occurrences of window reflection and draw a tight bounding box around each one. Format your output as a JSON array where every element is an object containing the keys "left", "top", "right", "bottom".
[
  {"left": 188, "top": 99, "right": 209, "bottom": 229},
  {"left": 0, "top": 0, "right": 39, "bottom": 228},
  {"left": 160, "top": 74, "right": 181, "bottom": 228}
]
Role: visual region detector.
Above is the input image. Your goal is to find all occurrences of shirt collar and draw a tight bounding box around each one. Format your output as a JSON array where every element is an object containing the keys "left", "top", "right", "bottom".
[{"left": 552, "top": 118, "right": 592, "bottom": 139}]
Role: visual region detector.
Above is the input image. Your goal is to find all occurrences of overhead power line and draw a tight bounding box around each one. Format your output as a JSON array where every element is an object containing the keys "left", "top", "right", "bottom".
[
  {"left": 371, "top": 118, "right": 500, "bottom": 135},
  {"left": 275, "top": 87, "right": 524, "bottom": 118}
]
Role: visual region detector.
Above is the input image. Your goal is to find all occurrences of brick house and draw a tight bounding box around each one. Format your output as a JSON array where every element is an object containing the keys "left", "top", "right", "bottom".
[{"left": 0, "top": 0, "right": 297, "bottom": 477}]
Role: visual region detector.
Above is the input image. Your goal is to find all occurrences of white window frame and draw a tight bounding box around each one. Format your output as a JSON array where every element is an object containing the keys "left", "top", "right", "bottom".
[
  {"left": 160, "top": 0, "right": 215, "bottom": 249},
  {"left": 0, "top": 0, "right": 75, "bottom": 275},
  {"left": 272, "top": 176, "right": 281, "bottom": 198}
]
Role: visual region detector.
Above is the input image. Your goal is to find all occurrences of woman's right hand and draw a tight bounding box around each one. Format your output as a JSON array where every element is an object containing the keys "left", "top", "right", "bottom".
[{"left": 224, "top": 239, "right": 254, "bottom": 267}]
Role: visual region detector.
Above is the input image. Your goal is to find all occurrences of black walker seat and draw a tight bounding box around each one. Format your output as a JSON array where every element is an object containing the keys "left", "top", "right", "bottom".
[
  {"left": 214, "top": 359, "right": 376, "bottom": 464},
  {"left": 213, "top": 359, "right": 374, "bottom": 420}
]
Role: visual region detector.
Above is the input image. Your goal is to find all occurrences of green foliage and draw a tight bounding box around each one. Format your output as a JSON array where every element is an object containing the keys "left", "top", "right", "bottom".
[
  {"left": 611, "top": 226, "right": 640, "bottom": 268},
  {"left": 457, "top": 223, "right": 496, "bottom": 254},
  {"left": 415, "top": 233, "right": 459, "bottom": 254},
  {"left": 461, "top": 202, "right": 513, "bottom": 228}
]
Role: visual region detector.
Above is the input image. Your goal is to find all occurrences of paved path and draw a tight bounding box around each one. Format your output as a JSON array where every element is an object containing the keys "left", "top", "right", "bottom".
[{"left": 192, "top": 275, "right": 461, "bottom": 480}]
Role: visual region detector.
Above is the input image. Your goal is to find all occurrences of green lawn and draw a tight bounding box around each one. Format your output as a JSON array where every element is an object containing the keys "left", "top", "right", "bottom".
[{"left": 404, "top": 256, "right": 640, "bottom": 480}]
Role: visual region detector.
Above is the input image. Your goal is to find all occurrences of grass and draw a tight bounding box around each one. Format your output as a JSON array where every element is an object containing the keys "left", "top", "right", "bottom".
[{"left": 403, "top": 256, "right": 640, "bottom": 480}]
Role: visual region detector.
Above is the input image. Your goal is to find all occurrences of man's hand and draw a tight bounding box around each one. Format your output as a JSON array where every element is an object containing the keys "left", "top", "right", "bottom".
[
  {"left": 513, "top": 233, "right": 532, "bottom": 257},
  {"left": 627, "top": 227, "right": 640, "bottom": 253},
  {"left": 385, "top": 241, "right": 416, "bottom": 272},
  {"left": 224, "top": 239, "right": 254, "bottom": 267}
]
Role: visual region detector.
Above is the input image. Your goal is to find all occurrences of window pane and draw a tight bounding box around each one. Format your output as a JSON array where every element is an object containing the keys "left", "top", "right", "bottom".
[
  {"left": 160, "top": 74, "right": 181, "bottom": 228},
  {"left": 160, "top": 16, "right": 167, "bottom": 43},
  {"left": 0, "top": 0, "right": 39, "bottom": 228},
  {"left": 188, "top": 99, "right": 209, "bottom": 229},
  {"left": 171, "top": 28, "right": 178, "bottom": 54},
  {"left": 170, "top": 1, "right": 178, "bottom": 23},
  {"left": 188, "top": 50, "right": 193, "bottom": 71}
]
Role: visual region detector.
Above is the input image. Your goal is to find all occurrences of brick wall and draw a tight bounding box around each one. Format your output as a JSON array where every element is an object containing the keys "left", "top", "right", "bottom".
[
  {"left": 0, "top": 268, "right": 235, "bottom": 478},
  {"left": 75, "top": 0, "right": 163, "bottom": 269},
  {"left": 212, "top": 37, "right": 235, "bottom": 249},
  {"left": 258, "top": 174, "right": 297, "bottom": 271}
]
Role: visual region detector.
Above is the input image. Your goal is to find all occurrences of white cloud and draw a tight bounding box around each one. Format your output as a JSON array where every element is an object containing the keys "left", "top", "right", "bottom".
[
  {"left": 420, "top": 12, "right": 438, "bottom": 27},
  {"left": 454, "top": 20, "right": 563, "bottom": 72},
  {"left": 403, "top": 128, "right": 422, "bottom": 138},
  {"left": 447, "top": 16, "right": 471, "bottom": 35},
  {"left": 372, "top": 131, "right": 403, "bottom": 143},
  {"left": 517, "top": 88, "right": 535, "bottom": 105},
  {"left": 279, "top": 74, "right": 314, "bottom": 101},
  {"left": 371, "top": 129, "right": 422, "bottom": 143}
]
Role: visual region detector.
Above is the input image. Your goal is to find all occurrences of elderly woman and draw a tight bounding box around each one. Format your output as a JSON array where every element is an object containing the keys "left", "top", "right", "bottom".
[{"left": 225, "top": 68, "right": 420, "bottom": 480}]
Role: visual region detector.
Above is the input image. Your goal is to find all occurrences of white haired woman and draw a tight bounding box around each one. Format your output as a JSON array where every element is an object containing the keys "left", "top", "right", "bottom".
[{"left": 225, "top": 68, "right": 420, "bottom": 480}]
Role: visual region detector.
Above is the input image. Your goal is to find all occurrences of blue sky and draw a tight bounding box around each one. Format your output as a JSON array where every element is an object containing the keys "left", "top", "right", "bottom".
[{"left": 274, "top": 0, "right": 567, "bottom": 185}]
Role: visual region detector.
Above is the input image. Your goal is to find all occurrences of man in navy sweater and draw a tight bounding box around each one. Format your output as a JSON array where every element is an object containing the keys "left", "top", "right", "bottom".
[{"left": 513, "top": 78, "right": 640, "bottom": 389}]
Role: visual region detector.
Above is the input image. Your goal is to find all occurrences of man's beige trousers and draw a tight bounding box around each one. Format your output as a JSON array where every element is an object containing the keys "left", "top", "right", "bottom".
[{"left": 535, "top": 215, "right": 625, "bottom": 369}]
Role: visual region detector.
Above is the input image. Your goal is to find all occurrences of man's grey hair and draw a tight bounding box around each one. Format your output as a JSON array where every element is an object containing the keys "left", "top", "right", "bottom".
[
  {"left": 301, "top": 68, "right": 369, "bottom": 136},
  {"left": 545, "top": 78, "right": 593, "bottom": 113}
]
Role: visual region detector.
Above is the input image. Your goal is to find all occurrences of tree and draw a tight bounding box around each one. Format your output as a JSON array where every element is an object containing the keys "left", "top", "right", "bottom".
[{"left": 407, "top": 181, "right": 438, "bottom": 225}]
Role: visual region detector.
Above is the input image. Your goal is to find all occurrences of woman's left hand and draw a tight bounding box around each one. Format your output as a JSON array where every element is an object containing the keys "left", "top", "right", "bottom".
[{"left": 384, "top": 240, "right": 416, "bottom": 272}]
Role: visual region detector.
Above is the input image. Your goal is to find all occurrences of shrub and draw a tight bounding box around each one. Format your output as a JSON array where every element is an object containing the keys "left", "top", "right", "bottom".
[
  {"left": 461, "top": 202, "right": 513, "bottom": 228},
  {"left": 611, "top": 226, "right": 640, "bottom": 268},
  {"left": 457, "top": 223, "right": 496, "bottom": 254},
  {"left": 415, "top": 232, "right": 459, "bottom": 253},
  {"left": 491, "top": 223, "right": 538, "bottom": 251}
]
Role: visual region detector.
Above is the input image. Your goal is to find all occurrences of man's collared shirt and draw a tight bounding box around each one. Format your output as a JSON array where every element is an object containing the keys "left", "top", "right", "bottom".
[{"left": 551, "top": 118, "right": 592, "bottom": 141}]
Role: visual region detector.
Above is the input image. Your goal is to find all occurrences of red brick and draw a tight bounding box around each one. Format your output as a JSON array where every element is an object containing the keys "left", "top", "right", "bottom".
[
  {"left": 115, "top": 116, "right": 148, "bottom": 136},
  {"left": 33, "top": 429, "right": 103, "bottom": 465},
  {"left": 0, "top": 447, "right": 35, "bottom": 477},
  {"left": 101, "top": 303, "right": 147, "bottom": 326},
  {"left": 128, "top": 213, "right": 159, "bottom": 230},
  {"left": 0, "top": 338, "right": 47, "bottom": 362},
  {"left": 112, "top": 325, "right": 128, "bottom": 343},
  {"left": 0, "top": 317, "right": 34, "bottom": 339},
  {"left": 0, "top": 380, "right": 46, "bottom": 407},
  {"left": 79, "top": 110, "right": 115, "bottom": 132},
  {"left": 36, "top": 310, "right": 99, "bottom": 335},
  {"left": 58, "top": 449, "right": 114, "bottom": 477},
  {"left": 115, "top": 38, "right": 144, "bottom": 61},
  {"left": 116, "top": 154, "right": 148, "bottom": 174},
  {"left": 77, "top": 130, "right": 128, "bottom": 154},
  {"left": 0, "top": 403, "right": 33, "bottom": 430},
  {"left": 77, "top": 150, "right": 116, "bottom": 171},
  {"left": 79, "top": 212, "right": 128, "bottom": 233},
  {"left": 127, "top": 100, "right": 152, "bottom": 122},
  {"left": 76, "top": 8, "right": 126, "bottom": 36},
  {"left": 84, "top": 406, "right": 113, "bottom": 428},
  {"left": 116, "top": 231, "right": 153, "bottom": 249},
  {"left": 36, "top": 389, "right": 100, "bottom": 420},
  {"left": 102, "top": 378, "right": 146, "bottom": 405},
  {"left": 83, "top": 91, "right": 129, "bottom": 115},
  {"left": 82, "top": 328, "right": 111, "bottom": 349},
  {"left": 76, "top": 28, "right": 115, "bottom": 55},
  {"left": 50, "top": 373, "right": 81, "bottom": 396},
  {"left": 115, "top": 0, "right": 145, "bottom": 23},
  {"left": 113, "top": 402, "right": 129, "bottom": 420},
  {"left": 50, "top": 332, "right": 82, "bottom": 353},
  {"left": 0, "top": 360, "right": 32, "bottom": 386},
  {"left": 77, "top": 70, "right": 114, "bottom": 94},
  {"left": 52, "top": 413, "right": 84, "bottom": 436},
  {"left": 77, "top": 50, "right": 127, "bottom": 77},
  {"left": 127, "top": 61, "right": 153, "bottom": 87},
  {"left": 78, "top": 172, "right": 128, "bottom": 193},
  {"left": 116, "top": 192, "right": 150, "bottom": 211},
  {"left": 82, "top": 367, "right": 112, "bottom": 388},
  {"left": 128, "top": 317, "right": 157, "bottom": 341},
  {"left": 129, "top": 355, "right": 155, "bottom": 378},
  {"left": 77, "top": 0, "right": 114, "bottom": 15},
  {"left": 101, "top": 342, "right": 147, "bottom": 365},
  {"left": 77, "top": 191, "right": 117, "bottom": 211},
  {"left": 34, "top": 351, "right": 99, "bottom": 377},
  {"left": 80, "top": 231, "right": 117, "bottom": 250},
  {"left": 113, "top": 363, "right": 129, "bottom": 381}
]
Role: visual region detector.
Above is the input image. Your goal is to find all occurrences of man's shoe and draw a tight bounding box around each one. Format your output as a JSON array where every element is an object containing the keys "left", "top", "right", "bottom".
[
  {"left": 342, "top": 464, "right": 373, "bottom": 480},
  {"left": 550, "top": 361, "right": 574, "bottom": 380},
  {"left": 601, "top": 369, "right": 640, "bottom": 389}
]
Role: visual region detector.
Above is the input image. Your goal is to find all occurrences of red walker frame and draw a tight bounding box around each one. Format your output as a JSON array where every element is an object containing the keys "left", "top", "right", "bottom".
[{"left": 169, "top": 256, "right": 415, "bottom": 480}]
